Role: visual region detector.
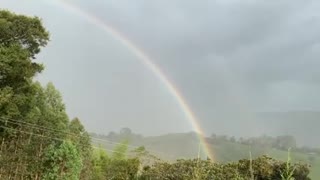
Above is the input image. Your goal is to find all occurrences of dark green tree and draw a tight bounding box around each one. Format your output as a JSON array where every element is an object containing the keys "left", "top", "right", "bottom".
[
  {"left": 68, "top": 117, "right": 93, "bottom": 180},
  {"left": 0, "top": 10, "right": 49, "bottom": 120},
  {"left": 0, "top": 10, "right": 49, "bottom": 178},
  {"left": 42, "top": 141, "right": 82, "bottom": 180}
]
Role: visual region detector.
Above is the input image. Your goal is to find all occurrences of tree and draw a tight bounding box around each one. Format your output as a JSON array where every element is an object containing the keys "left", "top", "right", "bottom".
[
  {"left": 42, "top": 141, "right": 82, "bottom": 180},
  {"left": 132, "top": 146, "right": 161, "bottom": 167},
  {"left": 275, "top": 136, "right": 297, "bottom": 150},
  {"left": 68, "top": 118, "right": 93, "bottom": 180},
  {"left": 105, "top": 158, "right": 140, "bottom": 179},
  {"left": 91, "top": 146, "right": 109, "bottom": 180},
  {"left": 107, "top": 131, "right": 117, "bottom": 141},
  {"left": 0, "top": 9, "right": 49, "bottom": 120},
  {"left": 91, "top": 142, "right": 141, "bottom": 180},
  {"left": 0, "top": 10, "right": 49, "bottom": 178},
  {"left": 0, "top": 10, "right": 49, "bottom": 58},
  {"left": 106, "top": 142, "right": 140, "bottom": 179},
  {"left": 120, "top": 127, "right": 132, "bottom": 138},
  {"left": 112, "top": 140, "right": 129, "bottom": 160},
  {"left": 19, "top": 83, "right": 71, "bottom": 179}
]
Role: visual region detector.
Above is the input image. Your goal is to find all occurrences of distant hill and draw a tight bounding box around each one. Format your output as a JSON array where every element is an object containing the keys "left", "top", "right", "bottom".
[
  {"left": 91, "top": 131, "right": 320, "bottom": 179},
  {"left": 256, "top": 111, "right": 320, "bottom": 147},
  {"left": 91, "top": 111, "right": 320, "bottom": 178}
]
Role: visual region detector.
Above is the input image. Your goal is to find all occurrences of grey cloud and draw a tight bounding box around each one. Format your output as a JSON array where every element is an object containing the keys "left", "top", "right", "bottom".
[
  {"left": 85, "top": 0, "right": 305, "bottom": 56},
  {"left": 84, "top": 0, "right": 319, "bottom": 90},
  {"left": 2, "top": 0, "right": 320, "bottom": 145},
  {"left": 93, "top": 0, "right": 320, "bottom": 136}
]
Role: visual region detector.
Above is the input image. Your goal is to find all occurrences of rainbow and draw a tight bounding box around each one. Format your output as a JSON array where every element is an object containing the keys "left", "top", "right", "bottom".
[{"left": 48, "top": 0, "right": 215, "bottom": 160}]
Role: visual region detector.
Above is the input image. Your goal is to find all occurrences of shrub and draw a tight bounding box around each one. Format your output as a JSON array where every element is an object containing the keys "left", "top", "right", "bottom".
[{"left": 139, "top": 155, "right": 310, "bottom": 180}]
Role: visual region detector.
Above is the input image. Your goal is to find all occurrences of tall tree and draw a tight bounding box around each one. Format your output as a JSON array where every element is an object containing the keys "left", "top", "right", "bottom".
[
  {"left": 0, "top": 10, "right": 49, "bottom": 58},
  {"left": 91, "top": 146, "right": 109, "bottom": 180},
  {"left": 41, "top": 141, "right": 82, "bottom": 180},
  {"left": 0, "top": 10, "right": 49, "bottom": 178},
  {"left": 23, "top": 83, "right": 70, "bottom": 179},
  {"left": 68, "top": 117, "right": 93, "bottom": 180},
  {"left": 0, "top": 10, "right": 49, "bottom": 119}
]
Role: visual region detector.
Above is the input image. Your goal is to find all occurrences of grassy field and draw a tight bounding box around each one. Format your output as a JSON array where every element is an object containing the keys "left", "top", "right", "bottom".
[{"left": 92, "top": 133, "right": 320, "bottom": 179}]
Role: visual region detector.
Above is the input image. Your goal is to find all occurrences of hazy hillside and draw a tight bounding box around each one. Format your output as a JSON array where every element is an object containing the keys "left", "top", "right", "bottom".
[
  {"left": 92, "top": 131, "right": 320, "bottom": 179},
  {"left": 256, "top": 111, "right": 320, "bottom": 147}
]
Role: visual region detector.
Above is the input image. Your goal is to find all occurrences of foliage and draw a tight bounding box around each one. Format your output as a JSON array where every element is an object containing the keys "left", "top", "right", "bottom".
[
  {"left": 0, "top": 9, "right": 50, "bottom": 179},
  {"left": 90, "top": 127, "right": 143, "bottom": 142},
  {"left": 0, "top": 9, "right": 92, "bottom": 179},
  {"left": 132, "top": 146, "right": 161, "bottom": 167},
  {"left": 42, "top": 141, "right": 82, "bottom": 180},
  {"left": 0, "top": 9, "right": 48, "bottom": 123},
  {"left": 140, "top": 155, "right": 311, "bottom": 180},
  {"left": 68, "top": 118, "right": 93, "bottom": 180},
  {"left": 0, "top": 10, "right": 49, "bottom": 58},
  {"left": 91, "top": 146, "right": 109, "bottom": 180},
  {"left": 112, "top": 139, "right": 129, "bottom": 160},
  {"left": 91, "top": 142, "right": 141, "bottom": 180},
  {"left": 105, "top": 158, "right": 140, "bottom": 179},
  {"left": 280, "top": 149, "right": 296, "bottom": 180}
]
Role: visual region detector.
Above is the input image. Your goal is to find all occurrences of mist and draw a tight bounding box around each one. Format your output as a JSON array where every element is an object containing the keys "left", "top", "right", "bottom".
[{"left": 2, "top": 0, "right": 320, "bottom": 147}]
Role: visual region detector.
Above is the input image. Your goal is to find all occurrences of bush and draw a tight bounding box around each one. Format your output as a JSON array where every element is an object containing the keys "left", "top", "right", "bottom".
[{"left": 139, "top": 155, "right": 311, "bottom": 180}]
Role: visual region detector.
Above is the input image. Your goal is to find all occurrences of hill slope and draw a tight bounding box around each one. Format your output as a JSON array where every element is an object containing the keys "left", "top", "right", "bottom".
[
  {"left": 92, "top": 132, "right": 320, "bottom": 179},
  {"left": 256, "top": 111, "right": 320, "bottom": 147}
]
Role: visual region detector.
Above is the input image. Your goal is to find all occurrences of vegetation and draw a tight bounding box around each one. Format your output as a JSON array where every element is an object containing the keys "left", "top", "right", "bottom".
[
  {"left": 0, "top": 9, "right": 315, "bottom": 179},
  {"left": 91, "top": 130, "right": 319, "bottom": 179},
  {"left": 140, "top": 155, "right": 310, "bottom": 180},
  {"left": 0, "top": 10, "right": 91, "bottom": 179}
]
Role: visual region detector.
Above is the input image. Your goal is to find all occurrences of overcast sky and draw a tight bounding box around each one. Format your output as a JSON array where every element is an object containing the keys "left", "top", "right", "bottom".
[{"left": 2, "top": 0, "right": 320, "bottom": 142}]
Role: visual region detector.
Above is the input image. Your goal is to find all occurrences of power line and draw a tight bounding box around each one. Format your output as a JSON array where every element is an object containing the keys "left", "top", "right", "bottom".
[
  {"left": 0, "top": 117, "right": 78, "bottom": 136},
  {"left": 0, "top": 117, "right": 168, "bottom": 156},
  {"left": 0, "top": 123, "right": 173, "bottom": 159},
  {"left": 0, "top": 124, "right": 126, "bottom": 154},
  {"left": 0, "top": 124, "right": 163, "bottom": 178},
  {"left": 0, "top": 117, "right": 153, "bottom": 152},
  {"left": 0, "top": 117, "right": 132, "bottom": 145},
  {"left": 0, "top": 117, "right": 129, "bottom": 144}
]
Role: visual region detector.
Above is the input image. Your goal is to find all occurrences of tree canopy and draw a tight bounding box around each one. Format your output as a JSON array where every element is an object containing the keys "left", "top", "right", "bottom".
[{"left": 0, "top": 10, "right": 91, "bottom": 179}]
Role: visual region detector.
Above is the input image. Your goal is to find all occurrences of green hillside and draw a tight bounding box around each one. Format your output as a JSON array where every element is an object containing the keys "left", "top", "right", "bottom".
[{"left": 92, "top": 132, "right": 320, "bottom": 179}]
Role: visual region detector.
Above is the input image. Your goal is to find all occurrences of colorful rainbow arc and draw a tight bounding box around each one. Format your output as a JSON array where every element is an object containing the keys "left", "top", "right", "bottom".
[{"left": 48, "top": 0, "right": 215, "bottom": 161}]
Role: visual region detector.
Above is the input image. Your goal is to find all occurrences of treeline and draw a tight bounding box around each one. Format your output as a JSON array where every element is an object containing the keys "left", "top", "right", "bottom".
[
  {"left": 90, "top": 127, "right": 143, "bottom": 142},
  {"left": 0, "top": 10, "right": 92, "bottom": 179},
  {"left": 208, "top": 134, "right": 320, "bottom": 155},
  {"left": 93, "top": 128, "right": 320, "bottom": 156},
  {"left": 93, "top": 147, "right": 311, "bottom": 180},
  {"left": 0, "top": 10, "right": 312, "bottom": 179}
]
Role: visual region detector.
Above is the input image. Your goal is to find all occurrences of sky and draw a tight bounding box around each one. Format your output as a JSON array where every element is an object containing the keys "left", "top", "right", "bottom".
[{"left": 1, "top": 0, "right": 320, "bottom": 145}]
